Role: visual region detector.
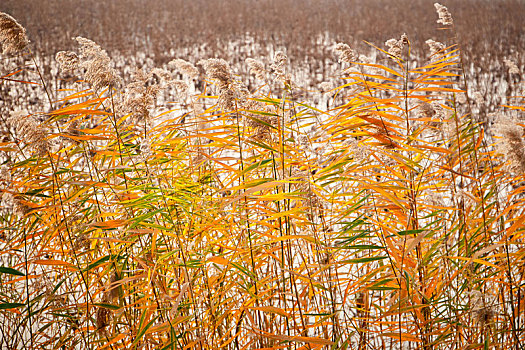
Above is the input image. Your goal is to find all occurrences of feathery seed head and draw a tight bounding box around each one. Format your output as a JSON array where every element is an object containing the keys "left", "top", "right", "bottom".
[
  {"left": 456, "top": 92, "right": 467, "bottom": 104},
  {"left": 244, "top": 99, "right": 277, "bottom": 142},
  {"left": 218, "top": 88, "right": 236, "bottom": 111},
  {"left": 385, "top": 34, "right": 408, "bottom": 58},
  {"left": 400, "top": 33, "right": 409, "bottom": 46},
  {"left": 504, "top": 59, "right": 520, "bottom": 75},
  {"left": 385, "top": 39, "right": 401, "bottom": 58},
  {"left": 494, "top": 116, "right": 525, "bottom": 174},
  {"left": 469, "top": 290, "right": 497, "bottom": 326},
  {"left": 96, "top": 306, "right": 111, "bottom": 332},
  {"left": 429, "top": 101, "right": 450, "bottom": 125},
  {"left": 151, "top": 67, "right": 173, "bottom": 83},
  {"left": 151, "top": 67, "right": 188, "bottom": 97},
  {"left": 13, "top": 195, "right": 33, "bottom": 216},
  {"left": 419, "top": 102, "right": 436, "bottom": 118},
  {"left": 0, "top": 12, "right": 29, "bottom": 54},
  {"left": 342, "top": 137, "right": 370, "bottom": 163},
  {"left": 269, "top": 51, "right": 290, "bottom": 84},
  {"left": 138, "top": 137, "right": 153, "bottom": 159},
  {"left": 273, "top": 51, "right": 287, "bottom": 66},
  {"left": 0, "top": 165, "right": 12, "bottom": 188},
  {"left": 73, "top": 233, "right": 91, "bottom": 250},
  {"left": 333, "top": 43, "right": 357, "bottom": 64},
  {"left": 246, "top": 58, "right": 266, "bottom": 80},
  {"left": 426, "top": 39, "right": 446, "bottom": 57},
  {"left": 434, "top": 3, "right": 453, "bottom": 26},
  {"left": 359, "top": 54, "right": 371, "bottom": 64},
  {"left": 170, "top": 79, "right": 189, "bottom": 99},
  {"left": 73, "top": 36, "right": 119, "bottom": 91},
  {"left": 198, "top": 58, "right": 244, "bottom": 111},
  {"left": 426, "top": 192, "right": 446, "bottom": 208},
  {"left": 55, "top": 51, "right": 79, "bottom": 73},
  {"left": 0, "top": 192, "right": 14, "bottom": 215},
  {"left": 169, "top": 58, "right": 199, "bottom": 78},
  {"left": 198, "top": 58, "right": 232, "bottom": 86},
  {"left": 120, "top": 68, "right": 160, "bottom": 123},
  {"left": 292, "top": 170, "right": 323, "bottom": 213},
  {"left": 7, "top": 111, "right": 50, "bottom": 156}
]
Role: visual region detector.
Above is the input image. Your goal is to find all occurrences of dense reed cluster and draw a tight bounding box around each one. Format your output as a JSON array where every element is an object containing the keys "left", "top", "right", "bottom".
[{"left": 0, "top": 3, "right": 524, "bottom": 350}]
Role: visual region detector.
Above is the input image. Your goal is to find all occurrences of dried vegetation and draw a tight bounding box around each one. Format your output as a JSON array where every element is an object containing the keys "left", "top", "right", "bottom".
[{"left": 0, "top": 2, "right": 524, "bottom": 350}]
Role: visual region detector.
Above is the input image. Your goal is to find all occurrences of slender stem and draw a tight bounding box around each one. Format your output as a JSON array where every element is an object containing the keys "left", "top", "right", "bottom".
[{"left": 23, "top": 225, "right": 34, "bottom": 350}]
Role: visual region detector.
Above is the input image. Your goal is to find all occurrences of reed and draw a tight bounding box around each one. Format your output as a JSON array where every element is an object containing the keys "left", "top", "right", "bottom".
[{"left": 0, "top": 3, "right": 524, "bottom": 349}]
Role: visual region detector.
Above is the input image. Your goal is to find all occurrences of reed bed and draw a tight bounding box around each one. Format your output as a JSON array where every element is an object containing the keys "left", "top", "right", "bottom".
[{"left": 0, "top": 3, "right": 524, "bottom": 350}]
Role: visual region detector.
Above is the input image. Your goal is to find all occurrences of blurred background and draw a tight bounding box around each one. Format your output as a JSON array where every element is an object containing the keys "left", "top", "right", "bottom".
[{"left": 2, "top": 0, "right": 524, "bottom": 63}]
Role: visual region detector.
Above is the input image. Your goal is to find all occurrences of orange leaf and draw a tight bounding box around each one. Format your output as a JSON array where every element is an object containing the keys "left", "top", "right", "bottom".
[
  {"left": 33, "top": 260, "right": 74, "bottom": 267},
  {"left": 90, "top": 220, "right": 128, "bottom": 229},
  {"left": 208, "top": 256, "right": 229, "bottom": 265},
  {"left": 250, "top": 306, "right": 289, "bottom": 317},
  {"left": 381, "top": 332, "right": 422, "bottom": 342}
]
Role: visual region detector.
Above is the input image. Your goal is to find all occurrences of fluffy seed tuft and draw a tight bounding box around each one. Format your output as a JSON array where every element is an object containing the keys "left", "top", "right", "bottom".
[
  {"left": 0, "top": 12, "right": 29, "bottom": 54},
  {"left": 199, "top": 58, "right": 241, "bottom": 110},
  {"left": 7, "top": 111, "right": 50, "bottom": 156},
  {"left": 333, "top": 43, "right": 357, "bottom": 64},
  {"left": 385, "top": 34, "right": 408, "bottom": 58},
  {"left": 73, "top": 36, "right": 120, "bottom": 91},
  {"left": 55, "top": 51, "right": 79, "bottom": 73},
  {"left": 494, "top": 116, "right": 525, "bottom": 174},
  {"left": 426, "top": 39, "right": 446, "bottom": 57},
  {"left": 434, "top": 3, "right": 453, "bottom": 26},
  {"left": 503, "top": 59, "right": 520, "bottom": 75},
  {"left": 198, "top": 58, "right": 232, "bottom": 86},
  {"left": 246, "top": 58, "right": 266, "bottom": 80},
  {"left": 269, "top": 51, "right": 289, "bottom": 84},
  {"left": 169, "top": 58, "right": 199, "bottom": 78}
]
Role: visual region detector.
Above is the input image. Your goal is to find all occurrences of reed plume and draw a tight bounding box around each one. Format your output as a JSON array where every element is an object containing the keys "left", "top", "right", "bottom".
[
  {"left": 169, "top": 58, "right": 199, "bottom": 78},
  {"left": 333, "top": 42, "right": 357, "bottom": 64},
  {"left": 69, "top": 36, "right": 120, "bottom": 91},
  {"left": 494, "top": 116, "right": 525, "bottom": 174},
  {"left": 0, "top": 12, "right": 29, "bottom": 54},
  {"left": 434, "top": 3, "right": 453, "bottom": 26}
]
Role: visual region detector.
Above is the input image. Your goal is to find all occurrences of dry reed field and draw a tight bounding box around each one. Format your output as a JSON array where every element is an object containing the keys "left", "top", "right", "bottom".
[{"left": 1, "top": 1, "right": 525, "bottom": 349}]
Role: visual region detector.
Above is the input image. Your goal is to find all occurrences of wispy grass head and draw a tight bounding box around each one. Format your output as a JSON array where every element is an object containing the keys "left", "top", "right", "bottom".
[
  {"left": 246, "top": 58, "right": 266, "bottom": 80},
  {"left": 7, "top": 111, "right": 50, "bottom": 156},
  {"left": 73, "top": 36, "right": 120, "bottom": 91},
  {"left": 494, "top": 116, "right": 525, "bottom": 174},
  {"left": 333, "top": 42, "right": 357, "bottom": 64},
  {"left": 426, "top": 39, "right": 446, "bottom": 57},
  {"left": 385, "top": 33, "right": 408, "bottom": 58},
  {"left": 199, "top": 58, "right": 239, "bottom": 110},
  {"left": 503, "top": 58, "right": 520, "bottom": 74},
  {"left": 0, "top": 12, "right": 29, "bottom": 54},
  {"left": 119, "top": 68, "right": 163, "bottom": 125},
  {"left": 434, "top": 3, "right": 453, "bottom": 26},
  {"left": 269, "top": 51, "right": 289, "bottom": 84},
  {"left": 198, "top": 58, "right": 232, "bottom": 86},
  {"left": 55, "top": 50, "right": 79, "bottom": 73},
  {"left": 169, "top": 58, "right": 199, "bottom": 78}
]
